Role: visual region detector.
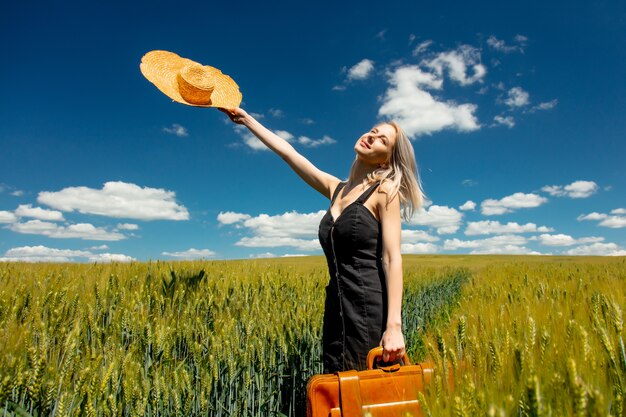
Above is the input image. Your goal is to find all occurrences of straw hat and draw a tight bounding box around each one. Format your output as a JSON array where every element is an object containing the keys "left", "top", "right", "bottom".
[{"left": 140, "top": 50, "right": 242, "bottom": 108}]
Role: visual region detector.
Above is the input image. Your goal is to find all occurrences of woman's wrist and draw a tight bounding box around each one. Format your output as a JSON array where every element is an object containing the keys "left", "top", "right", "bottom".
[{"left": 386, "top": 320, "right": 402, "bottom": 331}]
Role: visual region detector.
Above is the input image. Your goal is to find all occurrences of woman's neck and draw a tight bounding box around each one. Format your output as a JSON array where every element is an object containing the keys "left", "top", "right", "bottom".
[{"left": 348, "top": 159, "right": 379, "bottom": 189}]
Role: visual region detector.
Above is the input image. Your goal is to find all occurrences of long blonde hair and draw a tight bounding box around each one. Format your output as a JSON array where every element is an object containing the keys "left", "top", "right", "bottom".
[{"left": 350, "top": 121, "right": 425, "bottom": 221}]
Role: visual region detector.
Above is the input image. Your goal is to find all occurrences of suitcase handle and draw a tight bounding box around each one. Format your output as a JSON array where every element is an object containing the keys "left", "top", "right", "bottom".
[{"left": 366, "top": 346, "right": 412, "bottom": 370}]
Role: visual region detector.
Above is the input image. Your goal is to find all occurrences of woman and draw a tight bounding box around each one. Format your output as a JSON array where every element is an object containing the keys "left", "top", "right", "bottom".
[{"left": 221, "top": 107, "right": 424, "bottom": 373}]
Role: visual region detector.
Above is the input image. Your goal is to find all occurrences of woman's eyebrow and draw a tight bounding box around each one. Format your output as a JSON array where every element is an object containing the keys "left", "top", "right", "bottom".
[{"left": 372, "top": 127, "right": 388, "bottom": 141}]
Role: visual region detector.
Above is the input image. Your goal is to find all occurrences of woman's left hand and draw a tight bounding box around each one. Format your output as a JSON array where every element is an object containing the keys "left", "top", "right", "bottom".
[{"left": 380, "top": 325, "right": 405, "bottom": 363}]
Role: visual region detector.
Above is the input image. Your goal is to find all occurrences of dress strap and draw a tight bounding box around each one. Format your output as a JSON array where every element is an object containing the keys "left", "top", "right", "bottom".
[
  {"left": 331, "top": 182, "right": 347, "bottom": 203},
  {"left": 357, "top": 181, "right": 380, "bottom": 204}
]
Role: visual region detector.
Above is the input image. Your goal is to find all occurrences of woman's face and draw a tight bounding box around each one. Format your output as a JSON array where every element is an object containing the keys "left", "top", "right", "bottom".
[{"left": 354, "top": 124, "right": 397, "bottom": 166}]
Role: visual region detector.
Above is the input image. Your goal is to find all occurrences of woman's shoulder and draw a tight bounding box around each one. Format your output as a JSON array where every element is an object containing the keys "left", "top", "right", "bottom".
[
  {"left": 376, "top": 179, "right": 392, "bottom": 193},
  {"left": 374, "top": 181, "right": 400, "bottom": 209},
  {"left": 328, "top": 178, "right": 346, "bottom": 200}
]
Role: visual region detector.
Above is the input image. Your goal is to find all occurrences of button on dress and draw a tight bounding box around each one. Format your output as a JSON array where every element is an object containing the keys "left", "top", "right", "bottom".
[{"left": 318, "top": 181, "right": 388, "bottom": 373}]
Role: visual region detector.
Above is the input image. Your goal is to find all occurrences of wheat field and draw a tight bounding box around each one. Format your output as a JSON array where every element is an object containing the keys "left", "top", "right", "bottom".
[{"left": 0, "top": 255, "right": 624, "bottom": 416}]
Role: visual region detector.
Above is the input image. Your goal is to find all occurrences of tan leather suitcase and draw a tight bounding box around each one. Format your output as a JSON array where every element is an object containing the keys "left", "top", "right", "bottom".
[{"left": 306, "top": 347, "right": 435, "bottom": 417}]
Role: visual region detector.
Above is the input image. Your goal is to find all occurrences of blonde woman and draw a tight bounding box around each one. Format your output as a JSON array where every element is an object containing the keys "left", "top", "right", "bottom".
[{"left": 221, "top": 107, "right": 425, "bottom": 373}]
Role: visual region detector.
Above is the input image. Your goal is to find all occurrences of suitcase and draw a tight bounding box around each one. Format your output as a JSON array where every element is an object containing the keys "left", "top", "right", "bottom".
[{"left": 306, "top": 347, "right": 435, "bottom": 417}]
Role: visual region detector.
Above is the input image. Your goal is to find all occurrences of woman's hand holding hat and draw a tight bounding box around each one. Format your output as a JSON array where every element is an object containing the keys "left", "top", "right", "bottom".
[{"left": 218, "top": 107, "right": 248, "bottom": 125}]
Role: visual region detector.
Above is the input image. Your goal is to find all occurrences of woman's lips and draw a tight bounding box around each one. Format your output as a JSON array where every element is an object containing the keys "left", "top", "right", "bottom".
[{"left": 360, "top": 140, "right": 370, "bottom": 149}]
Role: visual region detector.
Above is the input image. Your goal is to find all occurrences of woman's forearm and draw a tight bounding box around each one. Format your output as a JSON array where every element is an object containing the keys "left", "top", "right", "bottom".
[
  {"left": 384, "top": 256, "right": 403, "bottom": 330},
  {"left": 241, "top": 115, "right": 295, "bottom": 158}
]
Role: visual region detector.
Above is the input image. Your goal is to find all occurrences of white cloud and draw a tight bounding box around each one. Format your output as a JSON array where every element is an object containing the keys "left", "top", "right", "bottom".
[
  {"left": 88, "top": 253, "right": 135, "bottom": 263},
  {"left": 347, "top": 59, "right": 375, "bottom": 81},
  {"left": 221, "top": 210, "right": 326, "bottom": 251},
  {"left": 1, "top": 185, "right": 25, "bottom": 197},
  {"left": 217, "top": 211, "right": 252, "bottom": 225},
  {"left": 234, "top": 126, "right": 298, "bottom": 151},
  {"left": 378, "top": 65, "right": 480, "bottom": 138},
  {"left": 564, "top": 242, "right": 626, "bottom": 256},
  {"left": 578, "top": 236, "right": 606, "bottom": 243},
  {"left": 481, "top": 192, "right": 548, "bottom": 215},
  {"left": 530, "top": 99, "right": 558, "bottom": 112},
  {"left": 116, "top": 223, "right": 139, "bottom": 230},
  {"left": 161, "top": 248, "right": 216, "bottom": 259},
  {"left": 249, "top": 252, "right": 277, "bottom": 259},
  {"left": 486, "top": 35, "right": 526, "bottom": 53},
  {"left": 10, "top": 220, "right": 61, "bottom": 235},
  {"left": 401, "top": 243, "right": 439, "bottom": 254},
  {"left": 534, "top": 233, "right": 605, "bottom": 247},
  {"left": 88, "top": 244, "right": 109, "bottom": 250},
  {"left": 275, "top": 130, "right": 294, "bottom": 141},
  {"left": 235, "top": 236, "right": 320, "bottom": 251},
  {"left": 465, "top": 220, "right": 553, "bottom": 236},
  {"left": 236, "top": 126, "right": 268, "bottom": 150},
  {"left": 1, "top": 245, "right": 89, "bottom": 262},
  {"left": 504, "top": 87, "right": 530, "bottom": 107},
  {"left": 9, "top": 220, "right": 126, "bottom": 241},
  {"left": 162, "top": 123, "right": 188, "bottom": 137},
  {"left": 612, "top": 208, "right": 626, "bottom": 215},
  {"left": 401, "top": 229, "right": 440, "bottom": 243},
  {"left": 242, "top": 210, "right": 326, "bottom": 238},
  {"left": 268, "top": 108, "right": 284, "bottom": 118},
  {"left": 444, "top": 234, "right": 539, "bottom": 254},
  {"left": 407, "top": 205, "right": 463, "bottom": 234},
  {"left": 15, "top": 204, "right": 65, "bottom": 221},
  {"left": 422, "top": 45, "right": 487, "bottom": 86},
  {"left": 541, "top": 181, "right": 598, "bottom": 198},
  {"left": 494, "top": 82, "right": 506, "bottom": 91},
  {"left": 462, "top": 179, "right": 477, "bottom": 187},
  {"left": 0, "top": 245, "right": 134, "bottom": 263},
  {"left": 493, "top": 115, "right": 515, "bottom": 128},
  {"left": 0, "top": 211, "right": 17, "bottom": 223},
  {"left": 514, "top": 34, "right": 528, "bottom": 44},
  {"left": 599, "top": 216, "right": 626, "bottom": 228},
  {"left": 535, "top": 233, "right": 577, "bottom": 246},
  {"left": 412, "top": 40, "right": 433, "bottom": 56},
  {"left": 459, "top": 200, "right": 476, "bottom": 211},
  {"left": 38, "top": 181, "right": 189, "bottom": 220},
  {"left": 577, "top": 212, "right": 607, "bottom": 221},
  {"left": 297, "top": 135, "right": 336, "bottom": 147},
  {"left": 578, "top": 211, "right": 626, "bottom": 228}
]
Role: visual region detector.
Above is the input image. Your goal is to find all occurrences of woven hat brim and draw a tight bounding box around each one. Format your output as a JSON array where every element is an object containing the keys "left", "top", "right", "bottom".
[{"left": 140, "top": 50, "right": 242, "bottom": 108}]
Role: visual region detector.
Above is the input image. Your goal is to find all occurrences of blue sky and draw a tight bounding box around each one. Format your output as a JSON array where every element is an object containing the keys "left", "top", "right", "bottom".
[{"left": 1, "top": 0, "right": 625, "bottom": 261}]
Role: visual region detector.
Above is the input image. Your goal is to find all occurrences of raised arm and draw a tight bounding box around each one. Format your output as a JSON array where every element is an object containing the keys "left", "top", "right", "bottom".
[{"left": 220, "top": 107, "right": 339, "bottom": 199}]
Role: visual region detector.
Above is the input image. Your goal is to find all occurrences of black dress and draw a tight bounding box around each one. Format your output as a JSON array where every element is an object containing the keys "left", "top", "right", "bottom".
[{"left": 318, "top": 181, "right": 388, "bottom": 373}]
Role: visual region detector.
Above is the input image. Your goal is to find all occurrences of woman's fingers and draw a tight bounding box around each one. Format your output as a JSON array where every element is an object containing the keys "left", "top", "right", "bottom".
[
  {"left": 217, "top": 107, "right": 244, "bottom": 124},
  {"left": 383, "top": 346, "right": 402, "bottom": 362},
  {"left": 217, "top": 107, "right": 234, "bottom": 116},
  {"left": 381, "top": 334, "right": 405, "bottom": 362}
]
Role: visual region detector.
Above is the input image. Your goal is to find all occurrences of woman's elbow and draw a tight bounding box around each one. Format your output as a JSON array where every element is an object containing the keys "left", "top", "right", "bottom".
[{"left": 382, "top": 252, "right": 402, "bottom": 269}]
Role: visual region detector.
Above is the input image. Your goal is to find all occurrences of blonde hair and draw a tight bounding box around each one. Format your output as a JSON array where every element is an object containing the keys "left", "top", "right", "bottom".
[{"left": 350, "top": 121, "right": 425, "bottom": 221}]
